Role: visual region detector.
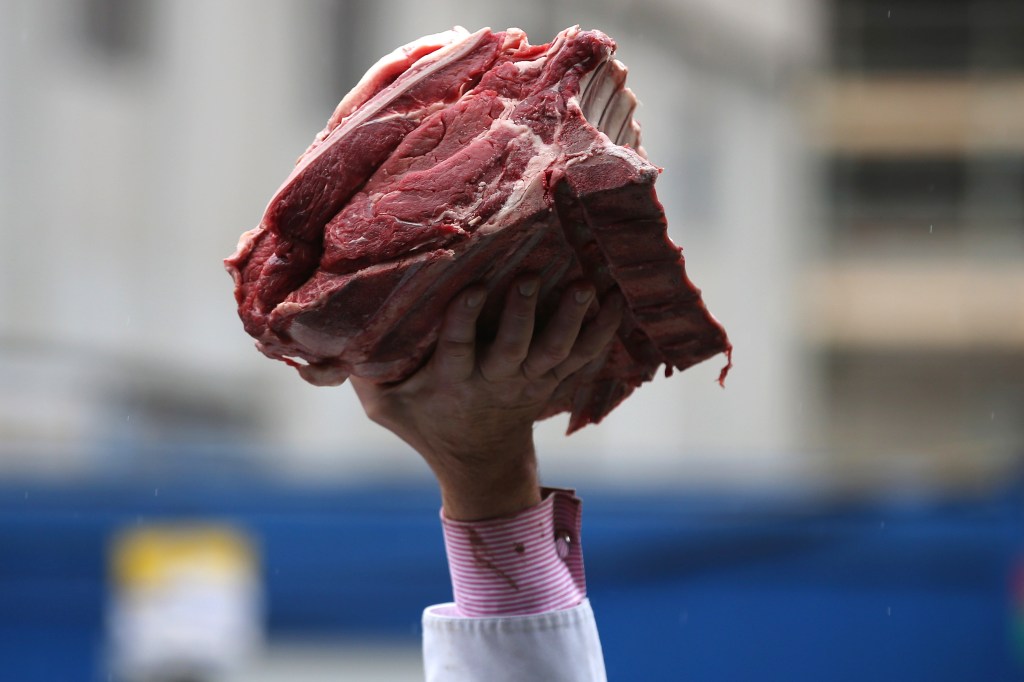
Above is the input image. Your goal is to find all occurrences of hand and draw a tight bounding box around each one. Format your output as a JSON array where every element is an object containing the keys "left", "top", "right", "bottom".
[{"left": 350, "top": 277, "right": 623, "bottom": 521}]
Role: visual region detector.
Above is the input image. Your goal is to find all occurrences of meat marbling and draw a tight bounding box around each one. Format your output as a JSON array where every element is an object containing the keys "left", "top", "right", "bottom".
[{"left": 225, "top": 26, "right": 732, "bottom": 433}]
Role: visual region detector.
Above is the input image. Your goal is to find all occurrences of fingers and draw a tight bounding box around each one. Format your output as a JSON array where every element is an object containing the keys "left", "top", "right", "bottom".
[
  {"left": 436, "top": 280, "right": 622, "bottom": 386},
  {"left": 479, "top": 277, "right": 540, "bottom": 379},
  {"left": 522, "top": 282, "right": 595, "bottom": 379},
  {"left": 552, "top": 291, "right": 623, "bottom": 381},
  {"left": 433, "top": 286, "right": 486, "bottom": 380}
]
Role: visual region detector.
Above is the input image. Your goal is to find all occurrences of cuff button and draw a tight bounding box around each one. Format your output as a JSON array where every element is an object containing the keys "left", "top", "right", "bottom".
[{"left": 555, "top": 529, "right": 573, "bottom": 559}]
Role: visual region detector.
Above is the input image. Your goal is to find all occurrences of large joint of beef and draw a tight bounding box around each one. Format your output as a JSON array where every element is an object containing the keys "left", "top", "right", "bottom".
[{"left": 225, "top": 26, "right": 731, "bottom": 433}]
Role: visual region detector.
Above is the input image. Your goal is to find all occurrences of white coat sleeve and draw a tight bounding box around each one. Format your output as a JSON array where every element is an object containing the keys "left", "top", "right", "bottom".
[{"left": 422, "top": 599, "right": 607, "bottom": 682}]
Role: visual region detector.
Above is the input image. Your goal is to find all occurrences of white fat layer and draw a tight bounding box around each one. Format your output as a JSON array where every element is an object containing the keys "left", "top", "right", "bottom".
[
  {"left": 309, "top": 27, "right": 472, "bottom": 152},
  {"left": 513, "top": 55, "right": 548, "bottom": 73},
  {"left": 325, "top": 30, "right": 487, "bottom": 140},
  {"left": 276, "top": 28, "right": 491, "bottom": 202},
  {"left": 400, "top": 26, "right": 472, "bottom": 55},
  {"left": 344, "top": 27, "right": 470, "bottom": 109},
  {"left": 501, "top": 27, "right": 527, "bottom": 50},
  {"left": 369, "top": 99, "right": 448, "bottom": 126}
]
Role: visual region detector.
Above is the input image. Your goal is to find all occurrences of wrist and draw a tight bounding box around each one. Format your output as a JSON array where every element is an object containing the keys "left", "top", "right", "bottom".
[{"left": 438, "top": 448, "right": 542, "bottom": 521}]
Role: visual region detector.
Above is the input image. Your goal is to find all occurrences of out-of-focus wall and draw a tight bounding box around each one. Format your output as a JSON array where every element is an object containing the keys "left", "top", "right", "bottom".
[{"left": 1, "top": 0, "right": 822, "bottom": 485}]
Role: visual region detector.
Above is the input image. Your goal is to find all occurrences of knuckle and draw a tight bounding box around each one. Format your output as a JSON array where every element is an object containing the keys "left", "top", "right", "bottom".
[
  {"left": 440, "top": 340, "right": 474, "bottom": 358},
  {"left": 507, "top": 307, "right": 534, "bottom": 323},
  {"left": 479, "top": 364, "right": 504, "bottom": 383},
  {"left": 498, "top": 346, "right": 527, "bottom": 364},
  {"left": 440, "top": 324, "right": 474, "bottom": 342},
  {"left": 447, "top": 306, "right": 480, "bottom": 327},
  {"left": 540, "top": 343, "right": 570, "bottom": 364},
  {"left": 523, "top": 377, "right": 557, "bottom": 400}
]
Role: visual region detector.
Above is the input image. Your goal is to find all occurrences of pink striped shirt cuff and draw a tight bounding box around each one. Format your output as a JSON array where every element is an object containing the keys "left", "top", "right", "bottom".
[{"left": 440, "top": 487, "right": 587, "bottom": 618}]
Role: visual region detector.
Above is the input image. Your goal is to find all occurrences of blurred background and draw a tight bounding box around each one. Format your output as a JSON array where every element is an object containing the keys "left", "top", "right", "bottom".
[{"left": 1, "top": 0, "right": 1022, "bottom": 680}]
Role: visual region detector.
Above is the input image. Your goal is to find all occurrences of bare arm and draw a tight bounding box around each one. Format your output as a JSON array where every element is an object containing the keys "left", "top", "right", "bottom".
[{"left": 350, "top": 277, "right": 623, "bottom": 521}]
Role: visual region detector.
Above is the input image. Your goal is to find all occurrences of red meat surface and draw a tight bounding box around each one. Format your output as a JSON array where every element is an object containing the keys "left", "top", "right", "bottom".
[{"left": 226, "top": 26, "right": 731, "bottom": 432}]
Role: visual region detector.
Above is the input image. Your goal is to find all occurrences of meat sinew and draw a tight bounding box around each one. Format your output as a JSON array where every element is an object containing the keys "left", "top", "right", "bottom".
[{"left": 225, "top": 26, "right": 732, "bottom": 432}]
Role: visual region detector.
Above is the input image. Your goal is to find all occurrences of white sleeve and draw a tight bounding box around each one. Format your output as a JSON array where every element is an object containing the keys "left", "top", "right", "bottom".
[{"left": 421, "top": 599, "right": 607, "bottom": 682}]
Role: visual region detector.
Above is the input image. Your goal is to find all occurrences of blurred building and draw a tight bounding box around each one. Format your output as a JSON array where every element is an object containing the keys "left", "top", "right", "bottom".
[
  {"left": 808, "top": 0, "right": 1024, "bottom": 487},
  {"left": 0, "top": 0, "right": 822, "bottom": 487},
  {"left": 3, "top": 0, "right": 1019, "bottom": 490}
]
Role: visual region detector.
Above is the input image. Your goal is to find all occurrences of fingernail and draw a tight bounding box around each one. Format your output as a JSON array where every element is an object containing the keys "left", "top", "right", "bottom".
[
  {"left": 574, "top": 288, "right": 594, "bottom": 304},
  {"left": 466, "top": 291, "right": 484, "bottom": 307},
  {"left": 518, "top": 280, "right": 538, "bottom": 297}
]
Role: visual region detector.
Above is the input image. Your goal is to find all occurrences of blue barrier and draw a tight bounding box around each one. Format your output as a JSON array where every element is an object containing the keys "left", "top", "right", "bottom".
[{"left": 0, "top": 477, "right": 1021, "bottom": 681}]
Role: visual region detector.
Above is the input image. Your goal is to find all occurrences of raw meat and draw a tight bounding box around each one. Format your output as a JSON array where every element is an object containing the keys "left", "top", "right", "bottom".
[{"left": 225, "top": 26, "right": 731, "bottom": 432}]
